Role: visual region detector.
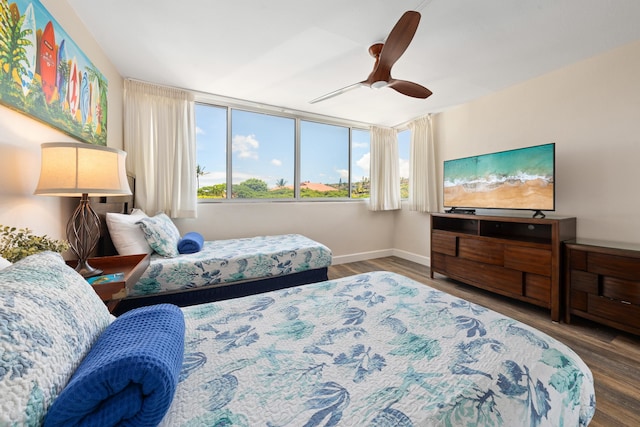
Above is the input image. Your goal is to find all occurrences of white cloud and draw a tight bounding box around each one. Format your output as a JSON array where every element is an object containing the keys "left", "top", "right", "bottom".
[
  {"left": 353, "top": 142, "right": 368, "bottom": 149},
  {"left": 356, "top": 152, "right": 370, "bottom": 174},
  {"left": 232, "top": 134, "right": 259, "bottom": 160},
  {"left": 196, "top": 126, "right": 205, "bottom": 135},
  {"left": 198, "top": 171, "right": 226, "bottom": 188},
  {"left": 337, "top": 169, "right": 349, "bottom": 180},
  {"left": 271, "top": 158, "right": 282, "bottom": 167},
  {"left": 399, "top": 157, "right": 410, "bottom": 179}
]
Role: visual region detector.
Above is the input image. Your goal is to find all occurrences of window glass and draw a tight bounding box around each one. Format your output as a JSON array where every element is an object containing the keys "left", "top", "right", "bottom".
[
  {"left": 196, "top": 103, "right": 227, "bottom": 199},
  {"left": 196, "top": 102, "right": 371, "bottom": 201},
  {"left": 398, "top": 129, "right": 411, "bottom": 199},
  {"left": 351, "top": 129, "right": 370, "bottom": 198},
  {"left": 300, "top": 121, "right": 349, "bottom": 198},
  {"left": 231, "top": 110, "right": 295, "bottom": 199}
]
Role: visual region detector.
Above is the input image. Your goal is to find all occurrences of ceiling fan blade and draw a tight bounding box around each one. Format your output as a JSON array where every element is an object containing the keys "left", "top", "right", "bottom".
[
  {"left": 309, "top": 82, "right": 364, "bottom": 104},
  {"left": 376, "top": 11, "right": 421, "bottom": 76},
  {"left": 388, "top": 79, "right": 432, "bottom": 99}
]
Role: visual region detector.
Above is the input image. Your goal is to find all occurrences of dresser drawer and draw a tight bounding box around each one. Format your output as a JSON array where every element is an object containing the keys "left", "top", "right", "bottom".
[
  {"left": 524, "top": 273, "right": 551, "bottom": 306},
  {"left": 588, "top": 294, "right": 640, "bottom": 330},
  {"left": 602, "top": 276, "right": 640, "bottom": 305},
  {"left": 441, "top": 255, "right": 522, "bottom": 295},
  {"left": 432, "top": 232, "right": 457, "bottom": 256},
  {"left": 458, "top": 238, "right": 503, "bottom": 266},
  {"left": 588, "top": 252, "right": 640, "bottom": 280},
  {"left": 504, "top": 246, "right": 551, "bottom": 276}
]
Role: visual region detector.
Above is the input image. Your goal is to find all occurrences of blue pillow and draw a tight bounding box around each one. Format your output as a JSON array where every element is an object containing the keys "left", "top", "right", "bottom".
[
  {"left": 44, "top": 304, "right": 185, "bottom": 427},
  {"left": 177, "top": 231, "right": 205, "bottom": 254}
]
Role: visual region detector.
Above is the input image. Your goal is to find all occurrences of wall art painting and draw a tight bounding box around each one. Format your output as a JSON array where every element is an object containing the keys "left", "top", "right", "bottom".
[{"left": 0, "top": 0, "right": 107, "bottom": 145}]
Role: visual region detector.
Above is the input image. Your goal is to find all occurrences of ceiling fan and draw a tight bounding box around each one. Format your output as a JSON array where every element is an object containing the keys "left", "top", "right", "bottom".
[{"left": 310, "top": 10, "right": 432, "bottom": 104}]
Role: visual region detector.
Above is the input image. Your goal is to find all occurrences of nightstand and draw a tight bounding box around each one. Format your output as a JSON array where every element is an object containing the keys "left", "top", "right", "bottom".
[{"left": 67, "top": 254, "right": 150, "bottom": 313}]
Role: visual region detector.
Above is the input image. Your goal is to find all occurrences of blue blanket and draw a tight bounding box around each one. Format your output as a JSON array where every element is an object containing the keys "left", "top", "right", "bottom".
[
  {"left": 177, "top": 231, "right": 204, "bottom": 254},
  {"left": 44, "top": 304, "right": 185, "bottom": 427}
]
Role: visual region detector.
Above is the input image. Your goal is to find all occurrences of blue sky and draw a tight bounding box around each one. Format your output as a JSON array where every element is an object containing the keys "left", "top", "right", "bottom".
[{"left": 196, "top": 103, "right": 410, "bottom": 189}]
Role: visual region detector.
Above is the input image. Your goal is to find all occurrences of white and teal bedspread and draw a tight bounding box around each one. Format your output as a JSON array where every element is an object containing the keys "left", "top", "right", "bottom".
[
  {"left": 130, "top": 234, "right": 332, "bottom": 297},
  {"left": 162, "top": 271, "right": 595, "bottom": 426}
]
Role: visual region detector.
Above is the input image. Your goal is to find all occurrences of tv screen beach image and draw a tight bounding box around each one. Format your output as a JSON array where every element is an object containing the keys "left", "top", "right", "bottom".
[{"left": 443, "top": 143, "right": 555, "bottom": 210}]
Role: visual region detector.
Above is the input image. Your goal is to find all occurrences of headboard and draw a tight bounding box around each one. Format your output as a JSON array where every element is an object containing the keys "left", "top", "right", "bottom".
[{"left": 90, "top": 174, "right": 135, "bottom": 257}]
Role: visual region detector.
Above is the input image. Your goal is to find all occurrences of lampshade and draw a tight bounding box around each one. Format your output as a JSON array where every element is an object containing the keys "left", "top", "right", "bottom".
[
  {"left": 34, "top": 142, "right": 131, "bottom": 197},
  {"left": 34, "top": 142, "right": 132, "bottom": 278}
]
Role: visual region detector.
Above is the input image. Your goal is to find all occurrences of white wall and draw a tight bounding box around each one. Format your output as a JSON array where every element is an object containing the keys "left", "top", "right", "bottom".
[
  {"left": 173, "top": 201, "right": 397, "bottom": 264},
  {"left": 434, "top": 40, "right": 640, "bottom": 244},
  {"left": 0, "top": 0, "right": 123, "bottom": 239}
]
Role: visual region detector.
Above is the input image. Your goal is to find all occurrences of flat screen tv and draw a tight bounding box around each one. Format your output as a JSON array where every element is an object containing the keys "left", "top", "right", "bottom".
[{"left": 443, "top": 143, "right": 555, "bottom": 218}]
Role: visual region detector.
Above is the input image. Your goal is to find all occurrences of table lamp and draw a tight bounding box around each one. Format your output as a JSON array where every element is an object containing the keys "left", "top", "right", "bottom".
[{"left": 34, "top": 142, "right": 132, "bottom": 277}]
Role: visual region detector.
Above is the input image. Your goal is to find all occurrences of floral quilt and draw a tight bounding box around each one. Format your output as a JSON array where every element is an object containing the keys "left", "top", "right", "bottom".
[
  {"left": 160, "top": 271, "right": 595, "bottom": 426},
  {"left": 130, "top": 234, "right": 332, "bottom": 297}
]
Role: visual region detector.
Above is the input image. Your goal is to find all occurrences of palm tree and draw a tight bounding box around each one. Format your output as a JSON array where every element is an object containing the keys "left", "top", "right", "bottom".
[
  {"left": 196, "top": 164, "right": 209, "bottom": 188},
  {"left": 0, "top": 2, "right": 33, "bottom": 99},
  {"left": 275, "top": 178, "right": 287, "bottom": 188}
]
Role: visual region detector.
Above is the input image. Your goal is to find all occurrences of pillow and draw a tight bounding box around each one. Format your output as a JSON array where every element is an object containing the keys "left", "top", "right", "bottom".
[
  {"left": 177, "top": 231, "right": 204, "bottom": 254},
  {"left": 44, "top": 304, "right": 185, "bottom": 427},
  {"left": 0, "top": 251, "right": 113, "bottom": 426},
  {"left": 0, "top": 255, "right": 11, "bottom": 269},
  {"left": 106, "top": 208, "right": 153, "bottom": 255},
  {"left": 136, "top": 213, "right": 181, "bottom": 257}
]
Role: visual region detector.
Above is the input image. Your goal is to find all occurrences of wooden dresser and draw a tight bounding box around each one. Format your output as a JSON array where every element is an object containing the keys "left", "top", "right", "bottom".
[
  {"left": 565, "top": 240, "right": 640, "bottom": 335},
  {"left": 430, "top": 213, "right": 576, "bottom": 321}
]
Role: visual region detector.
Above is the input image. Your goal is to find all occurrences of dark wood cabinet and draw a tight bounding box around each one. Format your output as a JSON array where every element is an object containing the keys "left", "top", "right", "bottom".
[
  {"left": 430, "top": 213, "right": 576, "bottom": 321},
  {"left": 565, "top": 240, "right": 640, "bottom": 335}
]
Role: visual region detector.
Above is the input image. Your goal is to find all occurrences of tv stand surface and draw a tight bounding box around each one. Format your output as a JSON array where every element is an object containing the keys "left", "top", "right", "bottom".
[
  {"left": 445, "top": 207, "right": 476, "bottom": 215},
  {"left": 430, "top": 212, "right": 576, "bottom": 321}
]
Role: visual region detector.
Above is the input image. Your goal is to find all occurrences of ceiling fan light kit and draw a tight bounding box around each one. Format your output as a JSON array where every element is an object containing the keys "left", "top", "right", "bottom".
[{"left": 310, "top": 10, "right": 432, "bottom": 104}]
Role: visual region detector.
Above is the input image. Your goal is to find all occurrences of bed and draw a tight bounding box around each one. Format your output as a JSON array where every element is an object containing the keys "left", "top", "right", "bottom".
[
  {"left": 1, "top": 251, "right": 596, "bottom": 426},
  {"left": 103, "top": 209, "right": 332, "bottom": 313}
]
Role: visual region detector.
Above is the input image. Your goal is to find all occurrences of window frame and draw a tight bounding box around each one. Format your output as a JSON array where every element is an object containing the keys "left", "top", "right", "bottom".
[{"left": 195, "top": 96, "right": 371, "bottom": 203}]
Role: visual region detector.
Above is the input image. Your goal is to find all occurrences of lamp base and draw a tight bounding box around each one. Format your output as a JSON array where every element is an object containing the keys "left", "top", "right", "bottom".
[
  {"left": 74, "top": 259, "right": 103, "bottom": 278},
  {"left": 67, "top": 193, "right": 102, "bottom": 278}
]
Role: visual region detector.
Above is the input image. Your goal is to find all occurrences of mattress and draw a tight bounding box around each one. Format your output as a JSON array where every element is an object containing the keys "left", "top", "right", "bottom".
[
  {"left": 161, "top": 271, "right": 595, "bottom": 426},
  {"left": 129, "top": 234, "right": 332, "bottom": 297}
]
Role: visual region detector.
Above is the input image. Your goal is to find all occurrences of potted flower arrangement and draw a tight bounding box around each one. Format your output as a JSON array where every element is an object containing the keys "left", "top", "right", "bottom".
[{"left": 0, "top": 225, "right": 69, "bottom": 263}]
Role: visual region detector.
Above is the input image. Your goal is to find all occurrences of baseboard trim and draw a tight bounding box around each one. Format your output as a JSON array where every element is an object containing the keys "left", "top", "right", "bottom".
[
  {"left": 390, "top": 249, "right": 429, "bottom": 266},
  {"left": 332, "top": 250, "right": 393, "bottom": 265},
  {"left": 332, "top": 249, "right": 430, "bottom": 267}
]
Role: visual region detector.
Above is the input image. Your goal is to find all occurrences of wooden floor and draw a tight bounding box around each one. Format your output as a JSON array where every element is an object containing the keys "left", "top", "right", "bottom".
[{"left": 328, "top": 256, "right": 640, "bottom": 427}]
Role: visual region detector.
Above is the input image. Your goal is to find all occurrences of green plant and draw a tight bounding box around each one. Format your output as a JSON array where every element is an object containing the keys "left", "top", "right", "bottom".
[{"left": 0, "top": 225, "right": 69, "bottom": 263}]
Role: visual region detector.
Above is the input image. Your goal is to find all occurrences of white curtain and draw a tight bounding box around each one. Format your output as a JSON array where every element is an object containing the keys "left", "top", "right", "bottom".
[
  {"left": 408, "top": 114, "right": 437, "bottom": 212},
  {"left": 124, "top": 80, "right": 197, "bottom": 218},
  {"left": 369, "top": 126, "right": 401, "bottom": 211}
]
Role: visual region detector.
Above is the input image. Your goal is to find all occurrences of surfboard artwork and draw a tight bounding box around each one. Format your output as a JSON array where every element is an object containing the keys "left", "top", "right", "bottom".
[
  {"left": 67, "top": 58, "right": 79, "bottom": 117},
  {"left": 39, "top": 21, "right": 57, "bottom": 104},
  {"left": 90, "top": 75, "right": 100, "bottom": 133},
  {"left": 80, "top": 71, "right": 89, "bottom": 124},
  {"left": 0, "top": 0, "right": 108, "bottom": 145},
  {"left": 57, "top": 39, "right": 68, "bottom": 108},
  {"left": 18, "top": 3, "right": 37, "bottom": 96}
]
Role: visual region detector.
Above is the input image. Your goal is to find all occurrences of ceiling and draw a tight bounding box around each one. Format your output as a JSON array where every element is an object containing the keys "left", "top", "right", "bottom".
[{"left": 67, "top": 0, "right": 640, "bottom": 127}]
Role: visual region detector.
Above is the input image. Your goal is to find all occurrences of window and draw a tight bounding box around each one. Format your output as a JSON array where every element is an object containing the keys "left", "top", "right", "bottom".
[
  {"left": 351, "top": 129, "right": 370, "bottom": 198},
  {"left": 300, "top": 121, "right": 349, "bottom": 198},
  {"left": 196, "top": 104, "right": 226, "bottom": 199},
  {"left": 231, "top": 110, "right": 295, "bottom": 199},
  {"left": 398, "top": 129, "right": 411, "bottom": 199},
  {"left": 196, "top": 102, "right": 370, "bottom": 201}
]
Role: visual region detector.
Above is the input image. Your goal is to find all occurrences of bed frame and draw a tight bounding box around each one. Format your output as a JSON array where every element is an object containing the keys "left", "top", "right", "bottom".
[
  {"left": 111, "top": 267, "right": 328, "bottom": 315},
  {"left": 89, "top": 184, "right": 329, "bottom": 315}
]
